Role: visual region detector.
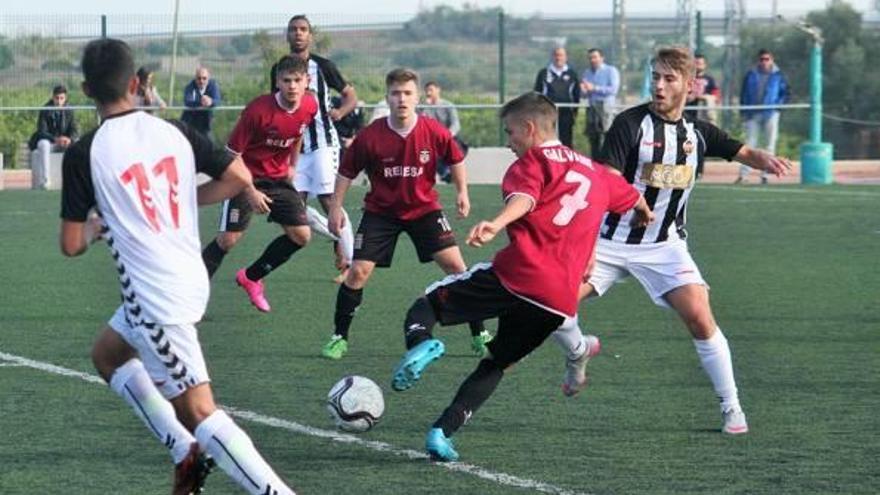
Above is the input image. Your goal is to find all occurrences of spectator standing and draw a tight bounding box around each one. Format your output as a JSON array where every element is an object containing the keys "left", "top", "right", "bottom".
[
  {"left": 581, "top": 48, "right": 620, "bottom": 156},
  {"left": 181, "top": 66, "right": 221, "bottom": 140},
  {"left": 737, "top": 49, "right": 789, "bottom": 184},
  {"left": 685, "top": 53, "right": 721, "bottom": 124},
  {"left": 29, "top": 84, "right": 77, "bottom": 189},
  {"left": 534, "top": 47, "right": 580, "bottom": 148},
  {"left": 686, "top": 53, "right": 721, "bottom": 178},
  {"left": 420, "top": 81, "right": 466, "bottom": 183},
  {"left": 134, "top": 67, "right": 167, "bottom": 112}
]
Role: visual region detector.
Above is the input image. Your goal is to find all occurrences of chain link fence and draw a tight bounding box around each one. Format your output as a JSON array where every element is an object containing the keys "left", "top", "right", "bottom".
[{"left": 0, "top": 11, "right": 858, "bottom": 168}]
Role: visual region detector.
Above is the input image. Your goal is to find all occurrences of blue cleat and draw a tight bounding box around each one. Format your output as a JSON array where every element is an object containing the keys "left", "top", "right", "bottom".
[
  {"left": 425, "top": 428, "right": 459, "bottom": 462},
  {"left": 391, "top": 339, "right": 445, "bottom": 391}
]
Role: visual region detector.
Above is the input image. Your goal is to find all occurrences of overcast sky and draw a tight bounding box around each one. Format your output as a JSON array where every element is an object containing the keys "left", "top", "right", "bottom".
[{"left": 5, "top": 0, "right": 875, "bottom": 17}]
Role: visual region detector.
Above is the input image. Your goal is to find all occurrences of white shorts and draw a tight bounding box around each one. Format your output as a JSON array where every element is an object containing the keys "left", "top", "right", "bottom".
[
  {"left": 294, "top": 147, "right": 340, "bottom": 196},
  {"left": 109, "top": 306, "right": 210, "bottom": 400},
  {"left": 588, "top": 238, "right": 707, "bottom": 308}
]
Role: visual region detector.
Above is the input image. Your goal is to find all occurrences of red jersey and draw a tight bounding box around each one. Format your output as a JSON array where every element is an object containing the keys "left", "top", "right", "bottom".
[
  {"left": 226, "top": 93, "right": 317, "bottom": 180},
  {"left": 493, "top": 142, "right": 640, "bottom": 317},
  {"left": 339, "top": 116, "right": 464, "bottom": 220}
]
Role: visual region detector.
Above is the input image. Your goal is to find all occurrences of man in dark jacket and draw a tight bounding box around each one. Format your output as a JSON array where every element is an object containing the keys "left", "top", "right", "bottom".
[
  {"left": 29, "top": 84, "right": 78, "bottom": 189},
  {"left": 534, "top": 47, "right": 580, "bottom": 148},
  {"left": 181, "top": 66, "right": 221, "bottom": 140}
]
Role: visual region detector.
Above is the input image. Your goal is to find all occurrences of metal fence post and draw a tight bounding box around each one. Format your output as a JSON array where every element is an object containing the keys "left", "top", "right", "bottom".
[
  {"left": 497, "top": 9, "right": 506, "bottom": 146},
  {"left": 101, "top": 15, "right": 107, "bottom": 38}
]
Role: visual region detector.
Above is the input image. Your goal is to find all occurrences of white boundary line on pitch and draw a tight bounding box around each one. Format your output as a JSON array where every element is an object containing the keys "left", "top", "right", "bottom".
[
  {"left": 0, "top": 350, "right": 588, "bottom": 495},
  {"left": 704, "top": 185, "right": 879, "bottom": 198}
]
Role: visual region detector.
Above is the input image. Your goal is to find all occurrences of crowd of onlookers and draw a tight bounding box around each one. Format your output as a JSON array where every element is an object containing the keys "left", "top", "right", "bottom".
[
  {"left": 28, "top": 47, "right": 789, "bottom": 188},
  {"left": 533, "top": 46, "right": 788, "bottom": 182}
]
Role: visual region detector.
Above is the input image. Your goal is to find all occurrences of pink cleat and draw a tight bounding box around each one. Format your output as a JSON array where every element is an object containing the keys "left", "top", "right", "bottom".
[
  {"left": 562, "top": 335, "right": 601, "bottom": 397},
  {"left": 236, "top": 269, "right": 271, "bottom": 312}
]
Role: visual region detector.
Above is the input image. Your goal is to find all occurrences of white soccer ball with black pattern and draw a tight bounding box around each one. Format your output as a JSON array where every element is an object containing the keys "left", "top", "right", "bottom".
[{"left": 326, "top": 375, "right": 385, "bottom": 433}]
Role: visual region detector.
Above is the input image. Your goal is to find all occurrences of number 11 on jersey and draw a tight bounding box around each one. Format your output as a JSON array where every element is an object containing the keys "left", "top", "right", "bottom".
[{"left": 120, "top": 157, "right": 180, "bottom": 233}]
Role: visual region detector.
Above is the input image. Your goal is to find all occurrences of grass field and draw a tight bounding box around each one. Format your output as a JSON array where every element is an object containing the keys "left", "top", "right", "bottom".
[{"left": 1, "top": 184, "right": 878, "bottom": 495}]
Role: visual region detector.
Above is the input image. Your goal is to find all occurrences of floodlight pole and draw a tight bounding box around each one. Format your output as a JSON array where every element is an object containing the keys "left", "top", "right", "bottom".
[
  {"left": 168, "top": 0, "right": 181, "bottom": 109},
  {"left": 797, "top": 23, "right": 833, "bottom": 184},
  {"left": 498, "top": 10, "right": 506, "bottom": 146}
]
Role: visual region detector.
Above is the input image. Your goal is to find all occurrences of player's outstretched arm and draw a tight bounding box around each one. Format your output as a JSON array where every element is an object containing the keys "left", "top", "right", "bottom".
[
  {"left": 196, "top": 156, "right": 252, "bottom": 206},
  {"left": 734, "top": 146, "right": 793, "bottom": 178},
  {"left": 328, "top": 175, "right": 353, "bottom": 236},
  {"left": 628, "top": 195, "right": 656, "bottom": 228},
  {"left": 448, "top": 162, "right": 470, "bottom": 218},
  {"left": 466, "top": 193, "right": 534, "bottom": 247}
]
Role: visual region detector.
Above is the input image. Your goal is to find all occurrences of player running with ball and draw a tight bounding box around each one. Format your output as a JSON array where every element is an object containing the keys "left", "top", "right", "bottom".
[{"left": 389, "top": 91, "right": 654, "bottom": 461}]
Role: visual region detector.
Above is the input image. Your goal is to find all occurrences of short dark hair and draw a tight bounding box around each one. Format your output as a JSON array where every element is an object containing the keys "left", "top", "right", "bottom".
[
  {"left": 274, "top": 55, "right": 309, "bottom": 77},
  {"left": 758, "top": 48, "right": 772, "bottom": 58},
  {"left": 386, "top": 68, "right": 419, "bottom": 89},
  {"left": 694, "top": 52, "right": 706, "bottom": 60},
  {"left": 588, "top": 48, "right": 604, "bottom": 57},
  {"left": 499, "top": 91, "right": 557, "bottom": 134},
  {"left": 424, "top": 80, "right": 440, "bottom": 90},
  {"left": 52, "top": 84, "right": 67, "bottom": 96},
  {"left": 81, "top": 38, "right": 135, "bottom": 105},
  {"left": 288, "top": 14, "right": 312, "bottom": 32},
  {"left": 136, "top": 66, "right": 152, "bottom": 83}
]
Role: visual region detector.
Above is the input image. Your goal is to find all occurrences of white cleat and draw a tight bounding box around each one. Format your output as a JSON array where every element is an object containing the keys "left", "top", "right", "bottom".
[
  {"left": 722, "top": 408, "right": 749, "bottom": 435},
  {"left": 561, "top": 335, "right": 601, "bottom": 397}
]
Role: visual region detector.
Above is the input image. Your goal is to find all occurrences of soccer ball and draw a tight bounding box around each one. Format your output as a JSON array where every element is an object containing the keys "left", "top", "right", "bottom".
[{"left": 326, "top": 375, "right": 385, "bottom": 433}]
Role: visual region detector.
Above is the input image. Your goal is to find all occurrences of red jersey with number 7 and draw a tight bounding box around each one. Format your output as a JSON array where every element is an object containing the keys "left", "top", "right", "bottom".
[{"left": 493, "top": 141, "right": 640, "bottom": 317}]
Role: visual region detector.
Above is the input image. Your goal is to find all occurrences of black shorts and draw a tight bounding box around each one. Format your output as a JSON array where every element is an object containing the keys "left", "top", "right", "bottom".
[
  {"left": 218, "top": 178, "right": 308, "bottom": 232},
  {"left": 353, "top": 210, "right": 457, "bottom": 267},
  {"left": 426, "top": 264, "right": 565, "bottom": 368}
]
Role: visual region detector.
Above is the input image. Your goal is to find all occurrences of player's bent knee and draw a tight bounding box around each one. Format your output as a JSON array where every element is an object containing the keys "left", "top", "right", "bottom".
[
  {"left": 91, "top": 328, "right": 136, "bottom": 382},
  {"left": 348, "top": 262, "right": 373, "bottom": 286},
  {"left": 285, "top": 226, "right": 311, "bottom": 246},
  {"left": 172, "top": 384, "right": 217, "bottom": 430},
  {"left": 217, "top": 232, "right": 243, "bottom": 251}
]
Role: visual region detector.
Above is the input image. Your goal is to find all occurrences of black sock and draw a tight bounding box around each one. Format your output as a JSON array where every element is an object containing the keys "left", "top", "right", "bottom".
[
  {"left": 433, "top": 359, "right": 504, "bottom": 437},
  {"left": 468, "top": 320, "right": 485, "bottom": 337},
  {"left": 334, "top": 283, "right": 363, "bottom": 340},
  {"left": 404, "top": 297, "right": 438, "bottom": 349},
  {"left": 202, "top": 239, "right": 227, "bottom": 278},
  {"left": 245, "top": 235, "right": 303, "bottom": 281}
]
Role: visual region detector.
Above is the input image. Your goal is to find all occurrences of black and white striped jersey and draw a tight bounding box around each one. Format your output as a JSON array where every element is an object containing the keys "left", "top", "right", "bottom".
[
  {"left": 270, "top": 53, "right": 347, "bottom": 152},
  {"left": 598, "top": 103, "right": 743, "bottom": 244}
]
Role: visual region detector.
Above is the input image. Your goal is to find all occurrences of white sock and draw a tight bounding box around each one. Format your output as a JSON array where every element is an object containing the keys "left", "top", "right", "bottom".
[
  {"left": 195, "top": 410, "right": 295, "bottom": 495},
  {"left": 692, "top": 328, "right": 741, "bottom": 413},
  {"left": 306, "top": 206, "right": 354, "bottom": 265},
  {"left": 109, "top": 359, "right": 195, "bottom": 464},
  {"left": 552, "top": 315, "right": 587, "bottom": 361},
  {"left": 306, "top": 206, "right": 336, "bottom": 240},
  {"left": 337, "top": 208, "right": 354, "bottom": 263}
]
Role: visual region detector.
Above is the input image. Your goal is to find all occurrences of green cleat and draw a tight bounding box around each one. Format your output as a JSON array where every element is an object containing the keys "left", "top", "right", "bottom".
[
  {"left": 321, "top": 335, "right": 348, "bottom": 360},
  {"left": 470, "top": 330, "right": 493, "bottom": 358}
]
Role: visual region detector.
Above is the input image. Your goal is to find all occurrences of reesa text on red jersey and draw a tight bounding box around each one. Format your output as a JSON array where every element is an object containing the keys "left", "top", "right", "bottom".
[
  {"left": 226, "top": 92, "right": 317, "bottom": 180},
  {"left": 493, "top": 142, "right": 640, "bottom": 317},
  {"left": 339, "top": 116, "right": 464, "bottom": 220}
]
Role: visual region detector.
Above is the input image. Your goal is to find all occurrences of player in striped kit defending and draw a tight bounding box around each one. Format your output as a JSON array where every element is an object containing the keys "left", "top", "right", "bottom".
[{"left": 553, "top": 46, "right": 792, "bottom": 435}]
